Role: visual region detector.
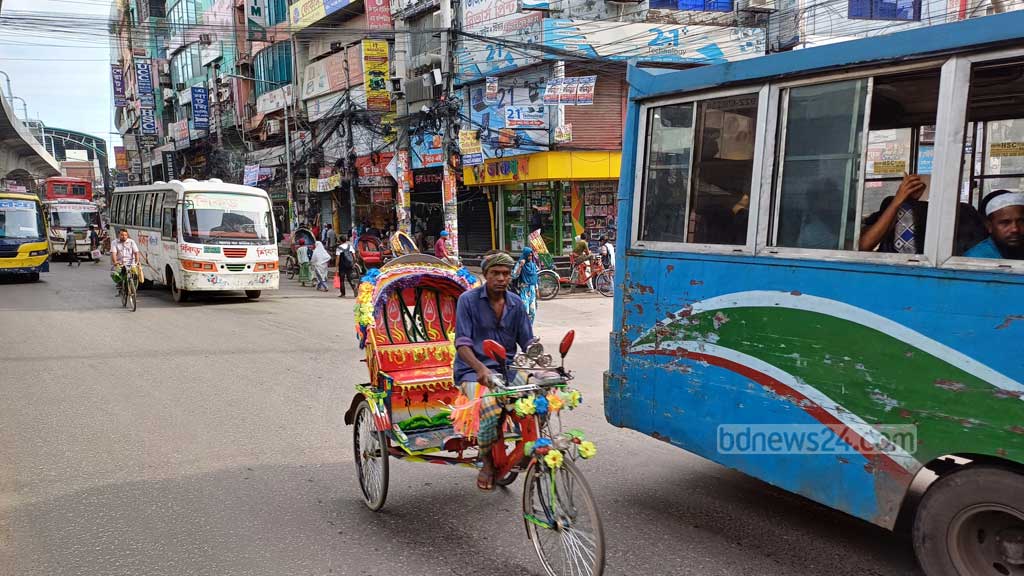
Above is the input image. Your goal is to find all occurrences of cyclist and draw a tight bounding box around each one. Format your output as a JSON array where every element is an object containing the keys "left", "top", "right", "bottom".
[
  {"left": 572, "top": 232, "right": 595, "bottom": 291},
  {"left": 111, "top": 229, "right": 140, "bottom": 290}
]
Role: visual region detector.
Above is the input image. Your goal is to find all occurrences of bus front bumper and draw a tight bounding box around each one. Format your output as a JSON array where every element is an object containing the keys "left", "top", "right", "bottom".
[{"left": 180, "top": 270, "right": 279, "bottom": 291}]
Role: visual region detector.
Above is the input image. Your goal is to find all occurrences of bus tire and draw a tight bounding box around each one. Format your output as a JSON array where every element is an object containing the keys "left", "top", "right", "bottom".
[
  {"left": 245, "top": 290, "right": 261, "bottom": 300},
  {"left": 170, "top": 273, "right": 188, "bottom": 303},
  {"left": 913, "top": 466, "right": 1024, "bottom": 576}
]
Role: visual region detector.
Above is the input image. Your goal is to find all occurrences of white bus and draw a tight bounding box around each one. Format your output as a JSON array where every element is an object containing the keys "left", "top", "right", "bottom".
[
  {"left": 45, "top": 199, "right": 101, "bottom": 259},
  {"left": 109, "top": 179, "right": 279, "bottom": 302}
]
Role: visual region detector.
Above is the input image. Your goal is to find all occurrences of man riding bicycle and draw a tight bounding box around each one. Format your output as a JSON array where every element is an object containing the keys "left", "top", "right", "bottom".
[{"left": 111, "top": 229, "right": 140, "bottom": 290}]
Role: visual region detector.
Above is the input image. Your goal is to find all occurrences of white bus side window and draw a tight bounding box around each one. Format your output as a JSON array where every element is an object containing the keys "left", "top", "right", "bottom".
[
  {"left": 141, "top": 194, "right": 152, "bottom": 228},
  {"left": 153, "top": 192, "right": 163, "bottom": 230},
  {"left": 639, "top": 93, "right": 759, "bottom": 246},
  {"left": 955, "top": 58, "right": 1024, "bottom": 265},
  {"left": 127, "top": 194, "right": 138, "bottom": 227}
]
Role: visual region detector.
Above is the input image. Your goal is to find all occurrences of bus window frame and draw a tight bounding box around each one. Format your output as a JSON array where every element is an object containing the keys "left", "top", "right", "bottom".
[
  {"left": 631, "top": 84, "right": 770, "bottom": 256},
  {"left": 758, "top": 58, "right": 946, "bottom": 267},
  {"left": 935, "top": 48, "right": 1024, "bottom": 275}
]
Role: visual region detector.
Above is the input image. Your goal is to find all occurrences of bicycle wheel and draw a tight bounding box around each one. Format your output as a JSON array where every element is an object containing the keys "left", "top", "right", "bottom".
[
  {"left": 121, "top": 278, "right": 128, "bottom": 308},
  {"left": 538, "top": 270, "right": 560, "bottom": 300},
  {"left": 285, "top": 256, "right": 297, "bottom": 279},
  {"left": 353, "top": 400, "right": 389, "bottom": 511},
  {"left": 129, "top": 274, "right": 138, "bottom": 312},
  {"left": 523, "top": 459, "right": 605, "bottom": 576},
  {"left": 594, "top": 271, "right": 614, "bottom": 297}
]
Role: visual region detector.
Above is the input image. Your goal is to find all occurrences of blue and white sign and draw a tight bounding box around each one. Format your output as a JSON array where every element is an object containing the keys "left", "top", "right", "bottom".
[
  {"left": 456, "top": 12, "right": 543, "bottom": 84},
  {"left": 465, "top": 76, "right": 549, "bottom": 161},
  {"left": 134, "top": 59, "right": 155, "bottom": 109},
  {"left": 244, "top": 165, "right": 260, "bottom": 186},
  {"left": 140, "top": 107, "right": 158, "bottom": 136},
  {"left": 191, "top": 86, "right": 210, "bottom": 130},
  {"left": 111, "top": 65, "right": 126, "bottom": 108}
]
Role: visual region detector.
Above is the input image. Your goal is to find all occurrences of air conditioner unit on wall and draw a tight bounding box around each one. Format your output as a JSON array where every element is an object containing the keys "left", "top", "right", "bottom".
[{"left": 266, "top": 119, "right": 281, "bottom": 135}]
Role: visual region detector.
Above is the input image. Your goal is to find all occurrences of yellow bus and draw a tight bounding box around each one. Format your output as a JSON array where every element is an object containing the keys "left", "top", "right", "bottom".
[{"left": 0, "top": 192, "right": 50, "bottom": 281}]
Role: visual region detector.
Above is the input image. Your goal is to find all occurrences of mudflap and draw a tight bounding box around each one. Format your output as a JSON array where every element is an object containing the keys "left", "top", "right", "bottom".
[{"left": 343, "top": 393, "right": 366, "bottom": 426}]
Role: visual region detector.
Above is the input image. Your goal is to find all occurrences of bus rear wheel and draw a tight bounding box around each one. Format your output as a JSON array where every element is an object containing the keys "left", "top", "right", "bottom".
[
  {"left": 913, "top": 466, "right": 1024, "bottom": 576},
  {"left": 245, "top": 290, "right": 261, "bottom": 300},
  {"left": 170, "top": 274, "right": 189, "bottom": 303}
]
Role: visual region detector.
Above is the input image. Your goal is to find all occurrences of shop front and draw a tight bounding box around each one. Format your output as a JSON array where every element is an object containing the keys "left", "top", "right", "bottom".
[
  {"left": 355, "top": 153, "right": 397, "bottom": 234},
  {"left": 411, "top": 167, "right": 445, "bottom": 250},
  {"left": 463, "top": 151, "right": 621, "bottom": 256}
]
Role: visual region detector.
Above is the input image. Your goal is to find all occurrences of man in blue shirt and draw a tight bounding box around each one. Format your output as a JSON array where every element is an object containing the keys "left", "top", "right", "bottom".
[
  {"left": 966, "top": 190, "right": 1024, "bottom": 260},
  {"left": 454, "top": 250, "right": 534, "bottom": 491}
]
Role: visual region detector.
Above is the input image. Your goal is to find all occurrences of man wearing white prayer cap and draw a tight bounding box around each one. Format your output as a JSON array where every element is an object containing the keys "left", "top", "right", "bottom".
[{"left": 966, "top": 189, "right": 1024, "bottom": 260}]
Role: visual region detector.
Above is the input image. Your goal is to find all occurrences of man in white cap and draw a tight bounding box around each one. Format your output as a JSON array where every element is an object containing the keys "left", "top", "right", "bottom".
[{"left": 966, "top": 190, "right": 1024, "bottom": 260}]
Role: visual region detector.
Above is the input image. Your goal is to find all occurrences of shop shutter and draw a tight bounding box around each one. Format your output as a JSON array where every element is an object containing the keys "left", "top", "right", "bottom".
[
  {"left": 563, "top": 66, "right": 626, "bottom": 150},
  {"left": 457, "top": 188, "right": 494, "bottom": 254}
]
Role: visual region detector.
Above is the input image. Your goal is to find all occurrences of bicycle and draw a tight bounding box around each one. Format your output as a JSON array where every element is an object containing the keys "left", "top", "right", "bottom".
[
  {"left": 115, "top": 264, "right": 139, "bottom": 312},
  {"left": 539, "top": 255, "right": 614, "bottom": 299}
]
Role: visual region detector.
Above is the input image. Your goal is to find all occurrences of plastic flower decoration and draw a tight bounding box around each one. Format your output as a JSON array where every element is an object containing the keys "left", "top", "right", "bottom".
[
  {"left": 546, "top": 392, "right": 564, "bottom": 413},
  {"left": 566, "top": 390, "right": 583, "bottom": 409},
  {"left": 514, "top": 396, "right": 536, "bottom": 417},
  {"left": 534, "top": 437, "right": 552, "bottom": 449},
  {"left": 578, "top": 441, "right": 597, "bottom": 459},
  {"left": 534, "top": 394, "right": 549, "bottom": 416},
  {"left": 524, "top": 440, "right": 535, "bottom": 456},
  {"left": 456, "top": 267, "right": 479, "bottom": 286},
  {"left": 544, "top": 449, "right": 564, "bottom": 469}
]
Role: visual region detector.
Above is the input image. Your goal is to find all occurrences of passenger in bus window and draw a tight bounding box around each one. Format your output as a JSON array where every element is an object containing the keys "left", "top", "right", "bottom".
[
  {"left": 965, "top": 190, "right": 1024, "bottom": 260},
  {"left": 796, "top": 179, "right": 841, "bottom": 250},
  {"left": 859, "top": 174, "right": 927, "bottom": 253}
]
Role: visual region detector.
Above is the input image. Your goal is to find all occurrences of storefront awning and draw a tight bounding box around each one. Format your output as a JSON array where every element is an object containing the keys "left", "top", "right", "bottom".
[{"left": 463, "top": 151, "right": 621, "bottom": 186}]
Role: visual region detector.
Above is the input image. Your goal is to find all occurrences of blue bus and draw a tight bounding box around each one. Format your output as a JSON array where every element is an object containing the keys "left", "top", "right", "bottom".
[{"left": 606, "top": 12, "right": 1024, "bottom": 576}]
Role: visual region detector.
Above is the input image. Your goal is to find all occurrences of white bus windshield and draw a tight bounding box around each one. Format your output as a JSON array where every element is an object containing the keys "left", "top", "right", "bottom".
[
  {"left": 182, "top": 192, "right": 273, "bottom": 245},
  {"left": 0, "top": 199, "right": 43, "bottom": 239},
  {"left": 49, "top": 205, "right": 100, "bottom": 229}
]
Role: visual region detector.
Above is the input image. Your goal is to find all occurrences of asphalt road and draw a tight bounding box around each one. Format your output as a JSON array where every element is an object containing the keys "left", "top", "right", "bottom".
[{"left": 1, "top": 263, "right": 922, "bottom": 576}]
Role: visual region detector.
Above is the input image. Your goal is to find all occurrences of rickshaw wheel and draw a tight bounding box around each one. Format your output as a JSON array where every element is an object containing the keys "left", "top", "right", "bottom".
[
  {"left": 523, "top": 459, "right": 605, "bottom": 576},
  {"left": 353, "top": 400, "right": 389, "bottom": 511}
]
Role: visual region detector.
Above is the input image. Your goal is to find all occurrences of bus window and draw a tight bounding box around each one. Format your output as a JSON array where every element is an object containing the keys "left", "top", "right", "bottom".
[
  {"left": 71, "top": 185, "right": 87, "bottom": 196},
  {"left": 639, "top": 93, "right": 759, "bottom": 246},
  {"left": 143, "top": 194, "right": 154, "bottom": 227},
  {"left": 162, "top": 207, "right": 176, "bottom": 240},
  {"left": 956, "top": 58, "right": 1024, "bottom": 262},
  {"left": 52, "top": 184, "right": 68, "bottom": 197},
  {"left": 127, "top": 194, "right": 138, "bottom": 227},
  {"left": 153, "top": 193, "right": 163, "bottom": 230}
]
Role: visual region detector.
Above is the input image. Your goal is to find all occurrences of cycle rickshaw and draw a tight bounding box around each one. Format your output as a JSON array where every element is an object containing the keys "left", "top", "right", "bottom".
[{"left": 344, "top": 254, "right": 605, "bottom": 576}]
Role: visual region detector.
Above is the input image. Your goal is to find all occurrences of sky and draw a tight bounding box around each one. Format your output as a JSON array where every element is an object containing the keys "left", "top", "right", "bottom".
[{"left": 0, "top": 0, "right": 119, "bottom": 159}]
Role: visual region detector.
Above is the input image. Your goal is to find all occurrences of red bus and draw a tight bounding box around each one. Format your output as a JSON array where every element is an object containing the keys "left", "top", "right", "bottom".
[{"left": 44, "top": 177, "right": 93, "bottom": 201}]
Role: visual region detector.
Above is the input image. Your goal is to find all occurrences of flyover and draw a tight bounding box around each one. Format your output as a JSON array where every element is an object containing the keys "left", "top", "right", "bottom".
[{"left": 0, "top": 90, "right": 60, "bottom": 193}]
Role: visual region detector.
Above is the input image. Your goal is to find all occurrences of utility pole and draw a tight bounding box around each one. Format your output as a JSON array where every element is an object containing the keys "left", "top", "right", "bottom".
[
  {"left": 212, "top": 63, "right": 223, "bottom": 147},
  {"left": 440, "top": 0, "right": 459, "bottom": 258},
  {"left": 283, "top": 83, "right": 295, "bottom": 230},
  {"left": 343, "top": 45, "right": 357, "bottom": 230}
]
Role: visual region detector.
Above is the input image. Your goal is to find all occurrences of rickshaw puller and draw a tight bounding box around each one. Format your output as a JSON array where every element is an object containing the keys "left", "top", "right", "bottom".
[{"left": 454, "top": 251, "right": 535, "bottom": 491}]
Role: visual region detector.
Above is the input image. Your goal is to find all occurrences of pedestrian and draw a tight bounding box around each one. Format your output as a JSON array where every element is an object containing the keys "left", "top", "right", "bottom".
[
  {"left": 325, "top": 224, "right": 337, "bottom": 251},
  {"left": 311, "top": 222, "right": 321, "bottom": 242},
  {"left": 312, "top": 240, "right": 331, "bottom": 292},
  {"left": 512, "top": 246, "right": 540, "bottom": 324},
  {"left": 336, "top": 234, "right": 356, "bottom": 298},
  {"left": 435, "top": 230, "right": 451, "bottom": 262},
  {"left": 598, "top": 235, "right": 615, "bottom": 269},
  {"left": 65, "top": 230, "right": 80, "bottom": 267},
  {"left": 297, "top": 239, "right": 312, "bottom": 287},
  {"left": 88, "top": 225, "right": 100, "bottom": 263}
]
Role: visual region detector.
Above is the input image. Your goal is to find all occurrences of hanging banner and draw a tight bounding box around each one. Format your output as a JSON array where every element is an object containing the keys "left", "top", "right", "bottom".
[
  {"left": 484, "top": 77, "right": 499, "bottom": 105},
  {"left": 543, "top": 78, "right": 561, "bottom": 105},
  {"left": 559, "top": 77, "right": 579, "bottom": 105},
  {"left": 134, "top": 59, "right": 155, "bottom": 109},
  {"left": 168, "top": 120, "right": 191, "bottom": 150},
  {"left": 459, "top": 129, "right": 483, "bottom": 166},
  {"left": 140, "top": 107, "right": 158, "bottom": 136},
  {"left": 111, "top": 65, "right": 126, "bottom": 108},
  {"left": 365, "top": 0, "right": 392, "bottom": 29},
  {"left": 114, "top": 146, "right": 128, "bottom": 171},
  {"left": 162, "top": 151, "right": 178, "bottom": 181},
  {"left": 247, "top": 0, "right": 268, "bottom": 40},
  {"left": 244, "top": 165, "right": 260, "bottom": 186},
  {"left": 191, "top": 86, "right": 210, "bottom": 130},
  {"left": 361, "top": 39, "right": 390, "bottom": 112}
]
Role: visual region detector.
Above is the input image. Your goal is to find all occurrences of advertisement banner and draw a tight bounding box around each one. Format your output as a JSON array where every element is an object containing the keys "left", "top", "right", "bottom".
[
  {"left": 554, "top": 124, "right": 572, "bottom": 143},
  {"left": 257, "top": 84, "right": 293, "bottom": 115},
  {"left": 504, "top": 105, "right": 546, "bottom": 129},
  {"left": 543, "top": 20, "right": 766, "bottom": 64},
  {"left": 246, "top": 0, "right": 267, "bottom": 40},
  {"left": 462, "top": 0, "right": 517, "bottom": 30},
  {"left": 135, "top": 59, "right": 155, "bottom": 109},
  {"left": 162, "top": 151, "right": 178, "bottom": 181},
  {"left": 361, "top": 40, "right": 390, "bottom": 112},
  {"left": 485, "top": 77, "right": 499, "bottom": 105},
  {"left": 412, "top": 132, "right": 444, "bottom": 169},
  {"left": 543, "top": 78, "right": 561, "bottom": 105},
  {"left": 301, "top": 49, "right": 361, "bottom": 101},
  {"left": 111, "top": 65, "right": 126, "bottom": 107},
  {"left": 456, "top": 12, "right": 542, "bottom": 83},
  {"left": 289, "top": 0, "right": 354, "bottom": 30},
  {"left": 140, "top": 107, "right": 158, "bottom": 136},
  {"left": 191, "top": 86, "right": 210, "bottom": 130},
  {"left": 559, "top": 77, "right": 579, "bottom": 105},
  {"left": 459, "top": 130, "right": 483, "bottom": 166},
  {"left": 168, "top": 120, "right": 191, "bottom": 150},
  {"left": 365, "top": 0, "right": 392, "bottom": 29},
  {"left": 355, "top": 153, "right": 395, "bottom": 187},
  {"left": 576, "top": 76, "right": 596, "bottom": 105},
  {"left": 114, "top": 146, "right": 128, "bottom": 171},
  {"left": 466, "top": 74, "right": 548, "bottom": 160},
  {"left": 244, "top": 165, "right": 260, "bottom": 186}
]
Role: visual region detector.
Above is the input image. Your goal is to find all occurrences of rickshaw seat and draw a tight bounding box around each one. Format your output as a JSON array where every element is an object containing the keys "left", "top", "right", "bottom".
[{"left": 380, "top": 365, "right": 454, "bottom": 388}]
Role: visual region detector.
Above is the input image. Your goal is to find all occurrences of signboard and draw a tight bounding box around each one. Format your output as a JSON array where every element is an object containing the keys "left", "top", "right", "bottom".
[
  {"left": 412, "top": 132, "right": 444, "bottom": 169},
  {"left": 355, "top": 153, "right": 395, "bottom": 187},
  {"left": 162, "top": 151, "right": 178, "bottom": 181},
  {"left": 456, "top": 12, "right": 543, "bottom": 83},
  {"left": 114, "top": 146, "right": 128, "bottom": 171},
  {"left": 140, "top": 107, "right": 158, "bottom": 136},
  {"left": 576, "top": 76, "right": 596, "bottom": 105},
  {"left": 168, "top": 120, "right": 191, "bottom": 150},
  {"left": 991, "top": 142, "right": 1024, "bottom": 157},
  {"left": 466, "top": 74, "right": 548, "bottom": 160},
  {"left": 559, "top": 78, "right": 579, "bottom": 104},
  {"left": 361, "top": 40, "right": 390, "bottom": 112},
  {"left": 365, "top": 0, "right": 392, "bottom": 29},
  {"left": 256, "top": 84, "right": 292, "bottom": 115},
  {"left": 543, "top": 79, "right": 561, "bottom": 105},
  {"left": 301, "top": 49, "right": 361, "bottom": 101},
  {"left": 504, "top": 106, "right": 546, "bottom": 128},
  {"left": 111, "top": 66, "right": 126, "bottom": 107},
  {"left": 247, "top": 0, "right": 267, "bottom": 40},
  {"left": 554, "top": 124, "right": 572, "bottom": 143},
  {"left": 543, "top": 76, "right": 595, "bottom": 105},
  {"left": 289, "top": 0, "right": 354, "bottom": 30},
  {"left": 459, "top": 130, "right": 483, "bottom": 166},
  {"left": 244, "top": 164, "right": 260, "bottom": 186},
  {"left": 542, "top": 20, "right": 766, "bottom": 64},
  {"left": 485, "top": 77, "right": 499, "bottom": 105},
  {"left": 134, "top": 59, "right": 155, "bottom": 108},
  {"left": 462, "top": 0, "right": 518, "bottom": 30},
  {"left": 191, "top": 86, "right": 210, "bottom": 130}
]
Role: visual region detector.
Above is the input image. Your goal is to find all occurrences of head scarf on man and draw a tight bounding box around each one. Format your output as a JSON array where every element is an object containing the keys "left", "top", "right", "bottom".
[{"left": 482, "top": 251, "right": 515, "bottom": 273}]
